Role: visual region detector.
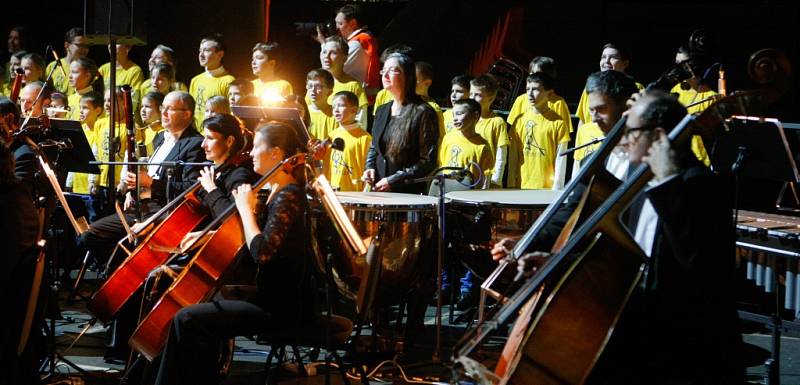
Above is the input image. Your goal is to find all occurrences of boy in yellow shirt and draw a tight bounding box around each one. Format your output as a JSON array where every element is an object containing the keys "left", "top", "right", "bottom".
[
  {"left": 506, "top": 57, "right": 572, "bottom": 133},
  {"left": 442, "top": 75, "right": 472, "bottom": 134},
  {"left": 438, "top": 98, "right": 493, "bottom": 308},
  {"left": 470, "top": 74, "right": 509, "bottom": 187},
  {"left": 46, "top": 27, "right": 89, "bottom": 95},
  {"left": 251, "top": 42, "right": 293, "bottom": 105},
  {"left": 670, "top": 57, "right": 715, "bottom": 165},
  {"left": 66, "top": 92, "right": 104, "bottom": 219},
  {"left": 99, "top": 44, "right": 144, "bottom": 91},
  {"left": 67, "top": 57, "right": 101, "bottom": 121},
  {"left": 227, "top": 78, "right": 253, "bottom": 107},
  {"left": 415, "top": 61, "right": 445, "bottom": 139},
  {"left": 309, "top": 36, "right": 368, "bottom": 129},
  {"left": 306, "top": 69, "right": 337, "bottom": 140},
  {"left": 575, "top": 43, "right": 644, "bottom": 128},
  {"left": 189, "top": 33, "right": 235, "bottom": 129},
  {"left": 139, "top": 91, "right": 164, "bottom": 156},
  {"left": 439, "top": 98, "right": 494, "bottom": 187},
  {"left": 326, "top": 91, "right": 371, "bottom": 191},
  {"left": 510, "top": 72, "right": 570, "bottom": 190}
]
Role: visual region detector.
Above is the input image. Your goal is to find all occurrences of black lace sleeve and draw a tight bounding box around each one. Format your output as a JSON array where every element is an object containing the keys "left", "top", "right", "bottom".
[{"left": 247, "top": 184, "right": 305, "bottom": 265}]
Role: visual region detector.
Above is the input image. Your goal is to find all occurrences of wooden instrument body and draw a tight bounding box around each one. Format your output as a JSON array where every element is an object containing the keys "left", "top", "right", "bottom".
[
  {"left": 130, "top": 208, "right": 246, "bottom": 360},
  {"left": 491, "top": 92, "right": 766, "bottom": 384},
  {"left": 88, "top": 186, "right": 207, "bottom": 323}
]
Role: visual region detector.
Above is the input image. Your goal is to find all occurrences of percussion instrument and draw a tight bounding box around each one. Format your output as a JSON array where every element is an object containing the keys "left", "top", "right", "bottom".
[
  {"left": 312, "top": 192, "right": 437, "bottom": 307},
  {"left": 445, "top": 189, "right": 559, "bottom": 279},
  {"left": 735, "top": 210, "right": 800, "bottom": 317}
]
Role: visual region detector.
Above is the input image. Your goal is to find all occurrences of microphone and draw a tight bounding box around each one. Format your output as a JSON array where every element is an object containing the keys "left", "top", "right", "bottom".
[
  {"left": 49, "top": 46, "right": 68, "bottom": 79},
  {"left": 332, "top": 137, "right": 345, "bottom": 151}
]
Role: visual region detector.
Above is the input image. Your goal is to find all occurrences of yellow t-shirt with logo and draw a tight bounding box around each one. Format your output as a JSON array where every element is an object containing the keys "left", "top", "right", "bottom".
[
  {"left": 308, "top": 107, "right": 337, "bottom": 140},
  {"left": 507, "top": 93, "right": 573, "bottom": 133},
  {"left": 576, "top": 80, "right": 644, "bottom": 125},
  {"left": 92, "top": 116, "right": 128, "bottom": 188},
  {"left": 438, "top": 130, "right": 495, "bottom": 184},
  {"left": 573, "top": 122, "right": 605, "bottom": 164},
  {"left": 327, "top": 124, "right": 371, "bottom": 192},
  {"left": 46, "top": 58, "right": 73, "bottom": 95},
  {"left": 252, "top": 78, "right": 293, "bottom": 104},
  {"left": 511, "top": 110, "right": 570, "bottom": 189},
  {"left": 442, "top": 109, "right": 457, "bottom": 135},
  {"left": 424, "top": 98, "right": 446, "bottom": 141},
  {"left": 189, "top": 69, "right": 236, "bottom": 128},
  {"left": 671, "top": 84, "right": 715, "bottom": 166}
]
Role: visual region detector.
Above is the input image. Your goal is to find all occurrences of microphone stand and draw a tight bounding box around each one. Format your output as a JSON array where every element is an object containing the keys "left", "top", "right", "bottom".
[{"left": 405, "top": 167, "right": 473, "bottom": 362}]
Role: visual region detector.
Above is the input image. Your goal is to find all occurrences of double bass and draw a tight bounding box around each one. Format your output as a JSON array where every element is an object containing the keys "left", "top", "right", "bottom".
[
  {"left": 129, "top": 153, "right": 307, "bottom": 360},
  {"left": 480, "top": 92, "right": 765, "bottom": 384}
]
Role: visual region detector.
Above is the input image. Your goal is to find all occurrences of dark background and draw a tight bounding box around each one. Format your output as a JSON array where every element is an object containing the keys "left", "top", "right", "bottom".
[{"left": 3, "top": 0, "right": 799, "bottom": 109}]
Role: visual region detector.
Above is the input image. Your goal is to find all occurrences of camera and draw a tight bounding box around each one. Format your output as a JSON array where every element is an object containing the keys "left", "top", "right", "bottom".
[{"left": 294, "top": 20, "right": 337, "bottom": 38}]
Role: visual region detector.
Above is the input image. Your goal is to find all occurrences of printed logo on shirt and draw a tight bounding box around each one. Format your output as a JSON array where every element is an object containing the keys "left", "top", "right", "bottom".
[
  {"left": 447, "top": 145, "right": 463, "bottom": 167},
  {"left": 332, "top": 150, "right": 352, "bottom": 175},
  {"left": 524, "top": 120, "right": 545, "bottom": 157}
]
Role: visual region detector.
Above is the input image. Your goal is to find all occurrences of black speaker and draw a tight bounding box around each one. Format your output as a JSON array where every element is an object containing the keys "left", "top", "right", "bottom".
[{"left": 83, "top": 0, "right": 147, "bottom": 45}]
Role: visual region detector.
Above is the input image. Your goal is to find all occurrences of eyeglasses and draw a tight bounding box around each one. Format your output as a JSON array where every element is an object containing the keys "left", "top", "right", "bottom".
[
  {"left": 623, "top": 126, "right": 654, "bottom": 141},
  {"left": 162, "top": 105, "right": 189, "bottom": 113},
  {"left": 380, "top": 67, "right": 402, "bottom": 77}
]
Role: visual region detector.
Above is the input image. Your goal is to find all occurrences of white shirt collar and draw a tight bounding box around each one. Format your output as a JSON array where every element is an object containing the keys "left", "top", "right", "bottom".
[
  {"left": 346, "top": 28, "right": 365, "bottom": 40},
  {"left": 205, "top": 66, "right": 227, "bottom": 77}
]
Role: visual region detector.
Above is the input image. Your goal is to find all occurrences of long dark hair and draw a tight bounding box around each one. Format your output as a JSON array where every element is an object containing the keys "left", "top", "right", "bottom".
[
  {"left": 384, "top": 53, "right": 426, "bottom": 166},
  {"left": 255, "top": 122, "right": 308, "bottom": 182}
]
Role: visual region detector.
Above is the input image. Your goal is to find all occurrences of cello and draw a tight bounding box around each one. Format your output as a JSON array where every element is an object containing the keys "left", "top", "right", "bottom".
[
  {"left": 488, "top": 91, "right": 765, "bottom": 384},
  {"left": 88, "top": 144, "right": 249, "bottom": 324},
  {"left": 129, "top": 153, "right": 306, "bottom": 360}
]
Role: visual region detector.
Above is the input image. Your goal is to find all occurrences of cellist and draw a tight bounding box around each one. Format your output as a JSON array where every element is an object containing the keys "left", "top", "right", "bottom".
[
  {"left": 512, "top": 91, "right": 743, "bottom": 383},
  {"left": 153, "top": 122, "right": 315, "bottom": 385}
]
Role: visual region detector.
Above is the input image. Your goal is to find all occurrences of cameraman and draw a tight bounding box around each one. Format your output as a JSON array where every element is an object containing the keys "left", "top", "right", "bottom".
[{"left": 315, "top": 4, "right": 380, "bottom": 100}]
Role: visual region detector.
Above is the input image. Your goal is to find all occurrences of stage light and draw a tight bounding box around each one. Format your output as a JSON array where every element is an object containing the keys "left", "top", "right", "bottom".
[{"left": 260, "top": 89, "right": 285, "bottom": 106}]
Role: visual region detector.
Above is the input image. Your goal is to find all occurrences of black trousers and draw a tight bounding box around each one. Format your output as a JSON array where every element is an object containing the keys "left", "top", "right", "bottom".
[
  {"left": 80, "top": 199, "right": 163, "bottom": 266},
  {"left": 154, "top": 300, "right": 276, "bottom": 385}
]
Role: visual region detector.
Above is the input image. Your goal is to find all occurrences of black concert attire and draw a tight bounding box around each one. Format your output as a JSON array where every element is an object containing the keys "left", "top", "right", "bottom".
[
  {"left": 522, "top": 159, "right": 743, "bottom": 383},
  {"left": 365, "top": 101, "right": 439, "bottom": 194},
  {"left": 81, "top": 126, "right": 205, "bottom": 264},
  {"left": 155, "top": 183, "right": 315, "bottom": 385},
  {"left": 11, "top": 137, "right": 39, "bottom": 200},
  {"left": 0, "top": 179, "right": 41, "bottom": 384}
]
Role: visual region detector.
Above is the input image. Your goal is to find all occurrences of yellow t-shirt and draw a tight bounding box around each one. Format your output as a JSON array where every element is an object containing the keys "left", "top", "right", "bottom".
[
  {"left": 671, "top": 84, "right": 715, "bottom": 166},
  {"left": 252, "top": 78, "right": 293, "bottom": 103},
  {"left": 99, "top": 62, "right": 145, "bottom": 90},
  {"left": 438, "top": 130, "right": 495, "bottom": 184},
  {"left": 507, "top": 93, "right": 573, "bottom": 133},
  {"left": 139, "top": 122, "right": 164, "bottom": 156},
  {"left": 511, "top": 110, "right": 570, "bottom": 189},
  {"left": 326, "top": 124, "right": 371, "bottom": 192},
  {"left": 305, "top": 78, "right": 369, "bottom": 109},
  {"left": 573, "top": 122, "right": 605, "bottom": 164},
  {"left": 46, "top": 58, "right": 73, "bottom": 95},
  {"left": 475, "top": 115, "right": 510, "bottom": 157},
  {"left": 442, "top": 109, "right": 456, "bottom": 135},
  {"left": 576, "top": 80, "right": 644, "bottom": 125},
  {"left": 92, "top": 116, "right": 128, "bottom": 188},
  {"left": 372, "top": 88, "right": 392, "bottom": 114},
  {"left": 70, "top": 122, "right": 102, "bottom": 194},
  {"left": 66, "top": 87, "right": 95, "bottom": 121},
  {"left": 308, "top": 107, "right": 337, "bottom": 140},
  {"left": 189, "top": 69, "right": 236, "bottom": 128}
]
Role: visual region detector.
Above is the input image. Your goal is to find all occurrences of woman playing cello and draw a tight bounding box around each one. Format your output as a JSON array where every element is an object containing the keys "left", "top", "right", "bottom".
[{"left": 153, "top": 122, "right": 315, "bottom": 385}]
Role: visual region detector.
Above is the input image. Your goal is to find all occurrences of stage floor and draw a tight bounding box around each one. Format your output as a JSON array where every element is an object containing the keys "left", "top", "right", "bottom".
[{"left": 39, "top": 278, "right": 800, "bottom": 385}]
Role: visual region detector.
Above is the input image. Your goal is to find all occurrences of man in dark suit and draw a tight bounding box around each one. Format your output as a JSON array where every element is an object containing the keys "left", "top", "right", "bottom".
[
  {"left": 507, "top": 91, "right": 743, "bottom": 383},
  {"left": 81, "top": 91, "right": 205, "bottom": 263}
]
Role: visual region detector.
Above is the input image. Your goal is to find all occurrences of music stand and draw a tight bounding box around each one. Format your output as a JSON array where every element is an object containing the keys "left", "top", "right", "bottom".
[
  {"left": 47, "top": 118, "right": 100, "bottom": 174},
  {"left": 711, "top": 116, "right": 800, "bottom": 212},
  {"left": 710, "top": 115, "right": 800, "bottom": 384},
  {"left": 231, "top": 106, "right": 310, "bottom": 143}
]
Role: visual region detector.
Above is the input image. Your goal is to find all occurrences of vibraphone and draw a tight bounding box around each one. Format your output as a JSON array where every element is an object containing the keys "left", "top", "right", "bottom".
[{"left": 736, "top": 210, "right": 800, "bottom": 319}]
